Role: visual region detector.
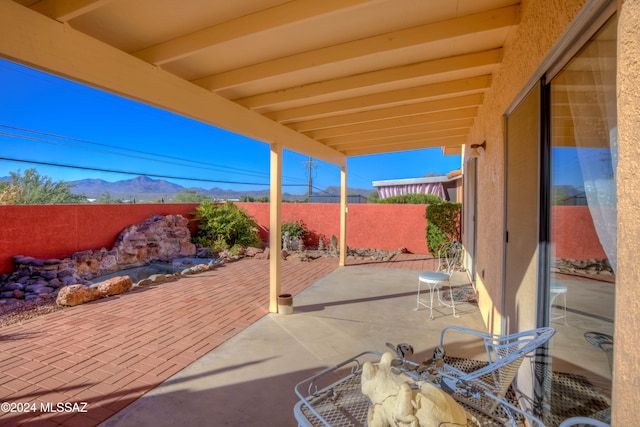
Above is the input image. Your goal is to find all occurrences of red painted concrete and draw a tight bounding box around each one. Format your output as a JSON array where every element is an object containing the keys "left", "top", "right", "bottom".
[
  {"left": 0, "top": 203, "right": 605, "bottom": 274},
  {"left": 0, "top": 204, "right": 198, "bottom": 274},
  {"left": 238, "top": 203, "right": 429, "bottom": 253}
]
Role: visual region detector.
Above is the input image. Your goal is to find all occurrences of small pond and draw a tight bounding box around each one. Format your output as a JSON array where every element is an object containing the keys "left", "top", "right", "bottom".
[{"left": 90, "top": 257, "right": 217, "bottom": 284}]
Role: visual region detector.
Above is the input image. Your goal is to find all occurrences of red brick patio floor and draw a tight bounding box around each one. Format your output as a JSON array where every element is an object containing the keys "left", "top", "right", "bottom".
[{"left": 0, "top": 253, "right": 434, "bottom": 426}]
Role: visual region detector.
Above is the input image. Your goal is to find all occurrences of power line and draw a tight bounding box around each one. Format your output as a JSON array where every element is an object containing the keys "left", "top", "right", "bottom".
[
  {"left": 0, "top": 124, "right": 310, "bottom": 183},
  {"left": 0, "top": 156, "right": 353, "bottom": 198},
  {"left": 0, "top": 156, "right": 274, "bottom": 186}
]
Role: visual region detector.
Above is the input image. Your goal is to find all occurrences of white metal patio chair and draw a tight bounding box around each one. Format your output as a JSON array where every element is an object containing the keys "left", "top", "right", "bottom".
[
  {"left": 584, "top": 331, "right": 613, "bottom": 373},
  {"left": 558, "top": 416, "right": 611, "bottom": 427},
  {"left": 416, "top": 240, "right": 462, "bottom": 319},
  {"left": 412, "top": 326, "right": 556, "bottom": 416},
  {"left": 293, "top": 351, "right": 548, "bottom": 427}
]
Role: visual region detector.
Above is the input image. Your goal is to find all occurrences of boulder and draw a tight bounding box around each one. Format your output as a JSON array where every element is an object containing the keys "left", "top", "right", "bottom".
[
  {"left": 56, "top": 284, "right": 101, "bottom": 307},
  {"left": 96, "top": 276, "right": 133, "bottom": 297},
  {"left": 244, "top": 247, "right": 263, "bottom": 257},
  {"left": 255, "top": 247, "right": 270, "bottom": 260}
]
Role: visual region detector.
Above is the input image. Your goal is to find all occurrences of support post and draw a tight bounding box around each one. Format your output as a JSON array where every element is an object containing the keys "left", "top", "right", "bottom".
[
  {"left": 269, "top": 143, "right": 283, "bottom": 313},
  {"left": 339, "top": 165, "right": 348, "bottom": 267}
]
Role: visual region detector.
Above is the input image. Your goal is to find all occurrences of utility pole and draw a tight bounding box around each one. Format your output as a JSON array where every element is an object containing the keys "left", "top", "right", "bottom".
[{"left": 302, "top": 156, "right": 317, "bottom": 199}]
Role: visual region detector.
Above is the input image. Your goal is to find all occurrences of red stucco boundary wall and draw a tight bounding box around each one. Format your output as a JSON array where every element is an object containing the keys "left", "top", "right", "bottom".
[{"left": 0, "top": 203, "right": 605, "bottom": 274}]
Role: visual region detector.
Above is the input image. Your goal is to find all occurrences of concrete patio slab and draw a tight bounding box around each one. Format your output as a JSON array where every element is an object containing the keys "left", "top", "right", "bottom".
[{"left": 100, "top": 265, "right": 481, "bottom": 427}]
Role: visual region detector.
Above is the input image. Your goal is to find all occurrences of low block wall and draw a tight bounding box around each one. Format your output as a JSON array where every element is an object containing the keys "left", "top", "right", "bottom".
[
  {"left": 551, "top": 205, "right": 607, "bottom": 260},
  {"left": 0, "top": 203, "right": 605, "bottom": 274},
  {"left": 237, "top": 203, "right": 430, "bottom": 252}
]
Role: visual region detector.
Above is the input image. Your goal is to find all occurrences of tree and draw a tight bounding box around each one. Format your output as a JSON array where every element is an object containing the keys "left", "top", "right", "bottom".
[
  {"left": 97, "top": 191, "right": 123, "bottom": 204},
  {"left": 0, "top": 182, "right": 21, "bottom": 205},
  {"left": 4, "top": 169, "right": 87, "bottom": 204},
  {"left": 173, "top": 189, "right": 212, "bottom": 203}
]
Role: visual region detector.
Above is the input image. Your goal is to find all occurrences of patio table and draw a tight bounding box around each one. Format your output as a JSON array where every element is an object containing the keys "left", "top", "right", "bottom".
[{"left": 293, "top": 351, "right": 545, "bottom": 427}]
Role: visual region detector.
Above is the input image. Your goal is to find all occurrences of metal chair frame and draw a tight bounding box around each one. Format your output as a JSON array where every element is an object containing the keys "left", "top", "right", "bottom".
[
  {"left": 416, "top": 240, "right": 462, "bottom": 319},
  {"left": 411, "top": 326, "right": 556, "bottom": 416}
]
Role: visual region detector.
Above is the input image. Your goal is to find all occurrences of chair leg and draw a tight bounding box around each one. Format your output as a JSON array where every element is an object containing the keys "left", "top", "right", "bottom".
[
  {"left": 448, "top": 284, "right": 459, "bottom": 318},
  {"left": 435, "top": 281, "right": 459, "bottom": 318},
  {"left": 416, "top": 280, "right": 435, "bottom": 319}
]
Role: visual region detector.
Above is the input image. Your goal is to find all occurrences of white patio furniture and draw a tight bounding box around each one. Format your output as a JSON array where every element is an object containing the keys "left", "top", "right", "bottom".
[
  {"left": 551, "top": 280, "right": 568, "bottom": 324},
  {"left": 293, "top": 351, "right": 547, "bottom": 427},
  {"left": 415, "top": 325, "right": 556, "bottom": 415},
  {"left": 558, "top": 416, "right": 611, "bottom": 427},
  {"left": 416, "top": 241, "right": 462, "bottom": 319},
  {"left": 293, "top": 326, "right": 556, "bottom": 427}
]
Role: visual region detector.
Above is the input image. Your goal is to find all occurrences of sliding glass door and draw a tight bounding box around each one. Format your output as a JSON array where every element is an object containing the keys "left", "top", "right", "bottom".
[{"left": 545, "top": 14, "right": 617, "bottom": 424}]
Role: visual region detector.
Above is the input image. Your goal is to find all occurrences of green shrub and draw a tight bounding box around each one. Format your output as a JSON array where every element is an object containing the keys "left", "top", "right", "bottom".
[
  {"left": 376, "top": 193, "right": 444, "bottom": 204},
  {"left": 192, "top": 201, "right": 261, "bottom": 251},
  {"left": 281, "top": 220, "right": 307, "bottom": 242},
  {"left": 426, "top": 202, "right": 461, "bottom": 253},
  {"left": 281, "top": 220, "right": 309, "bottom": 243}
]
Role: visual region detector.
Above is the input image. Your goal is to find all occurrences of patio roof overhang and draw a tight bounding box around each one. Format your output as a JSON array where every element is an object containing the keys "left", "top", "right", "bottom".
[
  {"left": 0, "top": 0, "right": 521, "bottom": 312},
  {"left": 0, "top": 0, "right": 520, "bottom": 161}
]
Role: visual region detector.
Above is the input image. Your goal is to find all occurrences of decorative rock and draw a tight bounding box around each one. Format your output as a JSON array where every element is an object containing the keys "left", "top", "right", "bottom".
[
  {"left": 57, "top": 269, "right": 73, "bottom": 278},
  {"left": 13, "top": 289, "right": 24, "bottom": 299},
  {"left": 6, "top": 283, "right": 23, "bottom": 291},
  {"left": 48, "top": 278, "right": 62, "bottom": 288},
  {"left": 61, "top": 276, "right": 76, "bottom": 286},
  {"left": 25, "top": 295, "right": 41, "bottom": 303},
  {"left": 56, "top": 285, "right": 101, "bottom": 307},
  {"left": 41, "top": 270, "right": 58, "bottom": 279},
  {"left": 25, "top": 284, "right": 42, "bottom": 293},
  {"left": 135, "top": 278, "right": 153, "bottom": 287},
  {"left": 255, "top": 247, "right": 270, "bottom": 260},
  {"left": 147, "top": 274, "right": 166, "bottom": 283},
  {"left": 96, "top": 276, "right": 133, "bottom": 297},
  {"left": 35, "top": 287, "right": 54, "bottom": 295},
  {"left": 244, "top": 247, "right": 263, "bottom": 257}
]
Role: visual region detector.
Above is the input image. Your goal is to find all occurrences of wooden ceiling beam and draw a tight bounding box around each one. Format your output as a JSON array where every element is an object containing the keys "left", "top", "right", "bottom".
[
  {"left": 30, "top": 0, "right": 112, "bottom": 22},
  {"left": 343, "top": 136, "right": 467, "bottom": 157},
  {"left": 235, "top": 49, "right": 503, "bottom": 109},
  {"left": 289, "top": 93, "right": 484, "bottom": 132},
  {"left": 194, "top": 4, "right": 519, "bottom": 90},
  {"left": 0, "top": 1, "right": 345, "bottom": 166},
  {"left": 306, "top": 107, "right": 478, "bottom": 139},
  {"left": 133, "top": 0, "right": 370, "bottom": 65},
  {"left": 328, "top": 128, "right": 469, "bottom": 150},
  {"left": 320, "top": 118, "right": 474, "bottom": 145},
  {"left": 266, "top": 75, "right": 491, "bottom": 123}
]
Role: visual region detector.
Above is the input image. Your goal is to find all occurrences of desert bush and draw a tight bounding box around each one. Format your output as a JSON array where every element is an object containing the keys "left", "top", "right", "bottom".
[
  {"left": 281, "top": 220, "right": 307, "bottom": 241},
  {"left": 192, "top": 201, "right": 261, "bottom": 252},
  {"left": 376, "top": 193, "right": 444, "bottom": 204},
  {"left": 425, "top": 202, "right": 461, "bottom": 253}
]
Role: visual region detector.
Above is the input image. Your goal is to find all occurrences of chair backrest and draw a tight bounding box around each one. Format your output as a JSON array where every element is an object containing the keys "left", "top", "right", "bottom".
[
  {"left": 584, "top": 332, "right": 613, "bottom": 373},
  {"left": 436, "top": 326, "right": 555, "bottom": 415},
  {"left": 436, "top": 240, "right": 462, "bottom": 275},
  {"left": 471, "top": 327, "right": 555, "bottom": 400}
]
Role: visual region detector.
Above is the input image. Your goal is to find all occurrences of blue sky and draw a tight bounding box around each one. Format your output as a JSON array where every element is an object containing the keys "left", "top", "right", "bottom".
[{"left": 0, "top": 58, "right": 463, "bottom": 195}]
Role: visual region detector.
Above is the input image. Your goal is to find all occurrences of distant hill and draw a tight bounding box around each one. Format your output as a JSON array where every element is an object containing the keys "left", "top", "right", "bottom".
[{"left": 67, "top": 175, "right": 374, "bottom": 202}]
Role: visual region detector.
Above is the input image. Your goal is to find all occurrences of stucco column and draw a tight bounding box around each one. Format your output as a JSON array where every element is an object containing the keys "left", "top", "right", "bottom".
[
  {"left": 269, "top": 143, "right": 282, "bottom": 313},
  {"left": 614, "top": 0, "right": 640, "bottom": 424},
  {"left": 339, "top": 165, "right": 348, "bottom": 267}
]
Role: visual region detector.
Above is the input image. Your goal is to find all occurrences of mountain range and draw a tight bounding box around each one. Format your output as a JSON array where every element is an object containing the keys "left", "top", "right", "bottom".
[{"left": 64, "top": 176, "right": 374, "bottom": 202}]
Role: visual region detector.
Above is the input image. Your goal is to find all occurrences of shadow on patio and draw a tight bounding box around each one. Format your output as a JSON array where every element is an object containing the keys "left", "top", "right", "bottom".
[{"left": 100, "top": 264, "right": 483, "bottom": 427}]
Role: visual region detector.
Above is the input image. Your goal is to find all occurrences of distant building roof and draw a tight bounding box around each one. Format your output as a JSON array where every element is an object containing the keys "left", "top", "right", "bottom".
[
  {"left": 372, "top": 170, "right": 462, "bottom": 202},
  {"left": 372, "top": 170, "right": 462, "bottom": 187}
]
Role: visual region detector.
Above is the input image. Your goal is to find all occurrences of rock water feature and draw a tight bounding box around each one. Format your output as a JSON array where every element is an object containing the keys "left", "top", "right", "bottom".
[{"left": 0, "top": 214, "right": 208, "bottom": 310}]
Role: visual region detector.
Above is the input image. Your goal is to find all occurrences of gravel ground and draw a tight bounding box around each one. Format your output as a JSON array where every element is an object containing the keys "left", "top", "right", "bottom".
[
  {"left": 0, "top": 249, "right": 399, "bottom": 328},
  {"left": 0, "top": 297, "right": 65, "bottom": 328}
]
